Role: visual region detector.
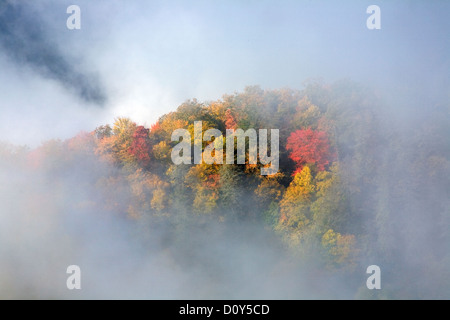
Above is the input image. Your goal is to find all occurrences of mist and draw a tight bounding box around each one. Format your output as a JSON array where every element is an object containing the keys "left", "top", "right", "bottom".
[
  {"left": 0, "top": 141, "right": 351, "bottom": 299},
  {"left": 0, "top": 1, "right": 449, "bottom": 299}
]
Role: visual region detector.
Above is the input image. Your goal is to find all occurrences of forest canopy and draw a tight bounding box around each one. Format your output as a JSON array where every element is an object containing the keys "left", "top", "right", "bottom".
[{"left": 1, "top": 80, "right": 449, "bottom": 299}]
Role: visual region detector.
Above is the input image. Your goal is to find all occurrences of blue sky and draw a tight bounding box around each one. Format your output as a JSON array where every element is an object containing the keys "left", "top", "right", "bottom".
[{"left": 0, "top": 0, "right": 448, "bottom": 146}]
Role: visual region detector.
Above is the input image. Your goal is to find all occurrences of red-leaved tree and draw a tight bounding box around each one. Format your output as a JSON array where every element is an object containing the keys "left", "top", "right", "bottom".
[
  {"left": 129, "top": 126, "right": 152, "bottom": 167},
  {"left": 286, "top": 128, "right": 335, "bottom": 174}
]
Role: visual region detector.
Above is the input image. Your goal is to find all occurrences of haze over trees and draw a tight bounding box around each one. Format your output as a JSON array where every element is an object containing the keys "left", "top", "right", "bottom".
[{"left": 1, "top": 80, "right": 449, "bottom": 299}]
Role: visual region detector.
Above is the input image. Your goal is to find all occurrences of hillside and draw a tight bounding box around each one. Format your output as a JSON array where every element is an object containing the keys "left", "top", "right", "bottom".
[{"left": 1, "top": 80, "right": 449, "bottom": 299}]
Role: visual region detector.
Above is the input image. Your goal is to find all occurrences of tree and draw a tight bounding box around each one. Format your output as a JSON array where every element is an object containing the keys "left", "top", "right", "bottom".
[
  {"left": 127, "top": 169, "right": 169, "bottom": 219},
  {"left": 321, "top": 229, "right": 359, "bottom": 270},
  {"left": 185, "top": 163, "right": 220, "bottom": 215},
  {"left": 278, "top": 166, "right": 315, "bottom": 232},
  {"left": 224, "top": 109, "right": 237, "bottom": 130},
  {"left": 291, "top": 96, "right": 322, "bottom": 130},
  {"left": 311, "top": 165, "right": 352, "bottom": 234},
  {"left": 95, "top": 118, "right": 141, "bottom": 168},
  {"left": 217, "top": 165, "right": 245, "bottom": 220},
  {"left": 112, "top": 117, "right": 137, "bottom": 167},
  {"left": 129, "top": 126, "right": 152, "bottom": 168},
  {"left": 95, "top": 125, "right": 112, "bottom": 139},
  {"left": 286, "top": 128, "right": 335, "bottom": 174}
]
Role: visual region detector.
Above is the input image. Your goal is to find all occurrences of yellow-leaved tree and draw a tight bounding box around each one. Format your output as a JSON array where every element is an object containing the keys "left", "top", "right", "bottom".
[
  {"left": 321, "top": 229, "right": 359, "bottom": 271},
  {"left": 126, "top": 169, "right": 170, "bottom": 219},
  {"left": 277, "top": 165, "right": 315, "bottom": 246}
]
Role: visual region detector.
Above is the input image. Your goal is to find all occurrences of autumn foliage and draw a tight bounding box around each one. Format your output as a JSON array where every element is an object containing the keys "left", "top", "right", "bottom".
[
  {"left": 129, "top": 126, "right": 152, "bottom": 168},
  {"left": 286, "top": 128, "right": 335, "bottom": 174},
  {"left": 224, "top": 109, "right": 237, "bottom": 129},
  {"left": 4, "top": 81, "right": 448, "bottom": 298},
  {"left": 15, "top": 83, "right": 385, "bottom": 275}
]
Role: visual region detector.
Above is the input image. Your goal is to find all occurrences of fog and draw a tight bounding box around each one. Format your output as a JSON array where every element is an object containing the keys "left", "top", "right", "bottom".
[
  {"left": 0, "top": 0, "right": 449, "bottom": 299},
  {"left": 0, "top": 144, "right": 349, "bottom": 299}
]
